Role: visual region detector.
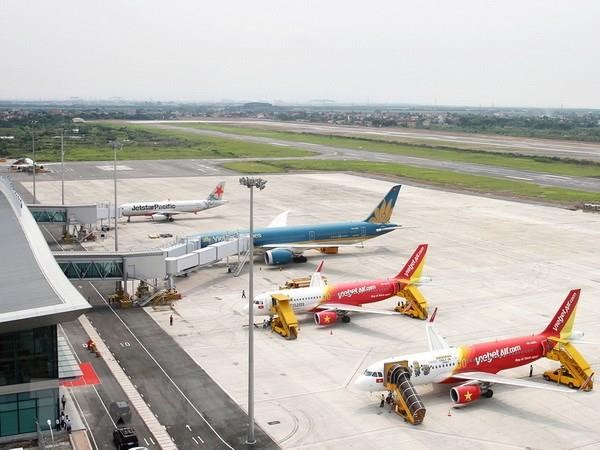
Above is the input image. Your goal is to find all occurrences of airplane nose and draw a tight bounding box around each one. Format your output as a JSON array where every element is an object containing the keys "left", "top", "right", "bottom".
[{"left": 354, "top": 375, "right": 370, "bottom": 391}]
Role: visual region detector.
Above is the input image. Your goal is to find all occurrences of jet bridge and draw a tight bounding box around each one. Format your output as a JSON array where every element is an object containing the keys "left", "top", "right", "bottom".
[
  {"left": 53, "top": 250, "right": 166, "bottom": 280},
  {"left": 28, "top": 203, "right": 100, "bottom": 225}
]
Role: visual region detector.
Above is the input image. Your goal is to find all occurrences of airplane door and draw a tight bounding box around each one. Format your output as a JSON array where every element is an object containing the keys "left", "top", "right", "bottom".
[{"left": 309, "top": 231, "right": 316, "bottom": 241}]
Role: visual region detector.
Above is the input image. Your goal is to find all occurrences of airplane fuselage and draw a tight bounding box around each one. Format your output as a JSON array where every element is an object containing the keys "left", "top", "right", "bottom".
[
  {"left": 121, "top": 199, "right": 226, "bottom": 218},
  {"left": 192, "top": 221, "right": 399, "bottom": 249},
  {"left": 253, "top": 277, "right": 400, "bottom": 316},
  {"left": 355, "top": 334, "right": 549, "bottom": 391}
]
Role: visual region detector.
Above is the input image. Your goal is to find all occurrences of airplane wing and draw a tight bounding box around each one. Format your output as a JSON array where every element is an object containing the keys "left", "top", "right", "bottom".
[
  {"left": 426, "top": 308, "right": 450, "bottom": 351},
  {"left": 317, "top": 303, "right": 401, "bottom": 315},
  {"left": 268, "top": 210, "right": 290, "bottom": 228},
  {"left": 452, "top": 372, "right": 574, "bottom": 393},
  {"left": 261, "top": 243, "right": 364, "bottom": 249}
]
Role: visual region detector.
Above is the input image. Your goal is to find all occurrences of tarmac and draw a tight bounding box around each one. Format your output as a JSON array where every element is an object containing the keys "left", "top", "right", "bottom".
[{"left": 23, "top": 173, "right": 600, "bottom": 449}]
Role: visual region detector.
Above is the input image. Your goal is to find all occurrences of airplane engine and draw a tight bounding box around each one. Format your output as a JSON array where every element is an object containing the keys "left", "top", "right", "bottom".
[
  {"left": 450, "top": 384, "right": 491, "bottom": 405},
  {"left": 151, "top": 213, "right": 169, "bottom": 222},
  {"left": 264, "top": 248, "right": 294, "bottom": 265},
  {"left": 314, "top": 310, "right": 338, "bottom": 326}
]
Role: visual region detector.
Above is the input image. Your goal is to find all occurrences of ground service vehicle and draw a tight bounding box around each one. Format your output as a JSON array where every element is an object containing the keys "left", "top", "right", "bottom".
[{"left": 113, "top": 427, "right": 139, "bottom": 450}]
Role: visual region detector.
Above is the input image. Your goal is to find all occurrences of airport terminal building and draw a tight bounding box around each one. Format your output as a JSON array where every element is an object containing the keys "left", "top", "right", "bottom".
[{"left": 0, "top": 178, "right": 90, "bottom": 439}]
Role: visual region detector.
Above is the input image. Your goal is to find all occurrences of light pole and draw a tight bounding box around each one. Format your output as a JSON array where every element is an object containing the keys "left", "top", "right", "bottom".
[
  {"left": 239, "top": 176, "right": 267, "bottom": 445},
  {"left": 60, "top": 129, "right": 65, "bottom": 205},
  {"left": 31, "top": 123, "right": 36, "bottom": 203},
  {"left": 111, "top": 141, "right": 122, "bottom": 252}
]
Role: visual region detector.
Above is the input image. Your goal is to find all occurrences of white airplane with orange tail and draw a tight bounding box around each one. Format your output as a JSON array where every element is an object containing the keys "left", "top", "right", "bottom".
[
  {"left": 355, "top": 289, "right": 587, "bottom": 405},
  {"left": 251, "top": 244, "right": 429, "bottom": 326}
]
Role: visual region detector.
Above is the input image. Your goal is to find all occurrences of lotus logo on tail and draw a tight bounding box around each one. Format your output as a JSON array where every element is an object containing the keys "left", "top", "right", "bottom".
[{"left": 368, "top": 200, "right": 394, "bottom": 224}]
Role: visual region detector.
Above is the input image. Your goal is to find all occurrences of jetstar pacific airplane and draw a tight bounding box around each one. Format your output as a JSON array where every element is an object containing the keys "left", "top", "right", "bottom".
[
  {"left": 250, "top": 244, "right": 428, "bottom": 325},
  {"left": 188, "top": 184, "right": 404, "bottom": 266},
  {"left": 120, "top": 181, "right": 226, "bottom": 222},
  {"left": 355, "top": 289, "right": 584, "bottom": 404}
]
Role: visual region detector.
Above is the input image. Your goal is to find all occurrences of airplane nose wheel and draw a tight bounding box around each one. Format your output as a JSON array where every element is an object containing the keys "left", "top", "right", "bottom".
[{"left": 341, "top": 315, "right": 351, "bottom": 324}]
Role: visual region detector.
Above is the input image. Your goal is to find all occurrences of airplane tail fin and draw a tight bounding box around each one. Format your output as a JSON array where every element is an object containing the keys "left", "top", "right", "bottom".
[
  {"left": 309, "top": 261, "right": 326, "bottom": 288},
  {"left": 394, "top": 244, "right": 428, "bottom": 282},
  {"left": 207, "top": 181, "right": 226, "bottom": 201},
  {"left": 541, "top": 289, "right": 581, "bottom": 339},
  {"left": 364, "top": 185, "right": 401, "bottom": 223}
]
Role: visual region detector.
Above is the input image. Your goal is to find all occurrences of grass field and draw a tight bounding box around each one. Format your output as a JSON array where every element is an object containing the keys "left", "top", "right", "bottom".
[
  {"left": 26, "top": 123, "right": 315, "bottom": 162},
  {"left": 181, "top": 123, "right": 600, "bottom": 178},
  {"left": 223, "top": 159, "right": 600, "bottom": 204}
]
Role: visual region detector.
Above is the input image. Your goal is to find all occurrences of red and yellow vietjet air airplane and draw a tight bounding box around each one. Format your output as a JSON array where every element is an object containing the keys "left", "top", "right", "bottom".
[
  {"left": 355, "top": 289, "right": 584, "bottom": 404},
  {"left": 251, "top": 244, "right": 429, "bottom": 326}
]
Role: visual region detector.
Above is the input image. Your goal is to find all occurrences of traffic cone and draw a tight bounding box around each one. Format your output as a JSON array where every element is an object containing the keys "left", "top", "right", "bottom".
[
  {"left": 447, "top": 409, "right": 452, "bottom": 417},
  {"left": 330, "top": 329, "right": 333, "bottom": 335}
]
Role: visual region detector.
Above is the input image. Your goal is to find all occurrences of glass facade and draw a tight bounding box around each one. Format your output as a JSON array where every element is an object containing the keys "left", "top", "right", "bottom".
[
  {"left": 0, "top": 389, "right": 58, "bottom": 437},
  {"left": 0, "top": 326, "right": 58, "bottom": 386},
  {"left": 0, "top": 326, "right": 59, "bottom": 437}
]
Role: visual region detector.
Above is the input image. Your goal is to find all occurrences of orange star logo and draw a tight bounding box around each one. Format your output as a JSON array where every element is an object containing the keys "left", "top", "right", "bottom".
[
  {"left": 464, "top": 391, "right": 472, "bottom": 402},
  {"left": 324, "top": 315, "right": 331, "bottom": 323}
]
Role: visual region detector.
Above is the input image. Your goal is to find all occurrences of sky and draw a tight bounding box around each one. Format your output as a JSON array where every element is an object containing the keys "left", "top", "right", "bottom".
[{"left": 1, "top": 1, "right": 600, "bottom": 108}]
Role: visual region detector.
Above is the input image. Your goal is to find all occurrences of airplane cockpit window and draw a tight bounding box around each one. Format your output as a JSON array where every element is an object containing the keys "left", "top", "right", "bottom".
[
  {"left": 371, "top": 372, "right": 379, "bottom": 377},
  {"left": 364, "top": 370, "right": 372, "bottom": 376},
  {"left": 377, "top": 372, "right": 383, "bottom": 377}
]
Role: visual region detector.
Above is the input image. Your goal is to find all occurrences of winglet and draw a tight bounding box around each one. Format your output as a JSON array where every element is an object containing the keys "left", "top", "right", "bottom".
[
  {"left": 268, "top": 210, "right": 290, "bottom": 228},
  {"left": 429, "top": 307, "right": 438, "bottom": 323}
]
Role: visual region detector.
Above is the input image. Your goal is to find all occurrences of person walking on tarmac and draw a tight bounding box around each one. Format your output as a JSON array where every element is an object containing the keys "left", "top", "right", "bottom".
[
  {"left": 242, "top": 289, "right": 246, "bottom": 299},
  {"left": 380, "top": 394, "right": 385, "bottom": 408}
]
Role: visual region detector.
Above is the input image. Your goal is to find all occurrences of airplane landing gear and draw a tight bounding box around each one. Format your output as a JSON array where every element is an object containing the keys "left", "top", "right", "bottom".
[{"left": 341, "top": 315, "right": 351, "bottom": 324}]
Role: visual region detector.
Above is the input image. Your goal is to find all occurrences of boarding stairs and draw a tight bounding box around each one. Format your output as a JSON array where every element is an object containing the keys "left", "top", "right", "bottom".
[
  {"left": 544, "top": 338, "right": 594, "bottom": 391},
  {"left": 137, "top": 289, "right": 168, "bottom": 307},
  {"left": 269, "top": 294, "right": 299, "bottom": 340},
  {"left": 383, "top": 362, "right": 426, "bottom": 425},
  {"left": 233, "top": 249, "right": 252, "bottom": 277},
  {"left": 394, "top": 285, "right": 429, "bottom": 320}
]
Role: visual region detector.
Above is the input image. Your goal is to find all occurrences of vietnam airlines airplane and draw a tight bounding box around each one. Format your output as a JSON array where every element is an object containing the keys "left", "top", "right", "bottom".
[
  {"left": 120, "top": 181, "right": 226, "bottom": 222},
  {"left": 251, "top": 244, "right": 428, "bottom": 325},
  {"left": 188, "top": 184, "right": 404, "bottom": 265},
  {"left": 355, "top": 289, "right": 584, "bottom": 405}
]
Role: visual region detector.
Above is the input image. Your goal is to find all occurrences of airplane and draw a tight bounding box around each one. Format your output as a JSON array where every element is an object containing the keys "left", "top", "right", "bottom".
[
  {"left": 120, "top": 181, "right": 227, "bottom": 222},
  {"left": 251, "top": 244, "right": 428, "bottom": 325},
  {"left": 10, "top": 157, "right": 37, "bottom": 172},
  {"left": 355, "top": 289, "right": 584, "bottom": 405},
  {"left": 188, "top": 184, "right": 404, "bottom": 265}
]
